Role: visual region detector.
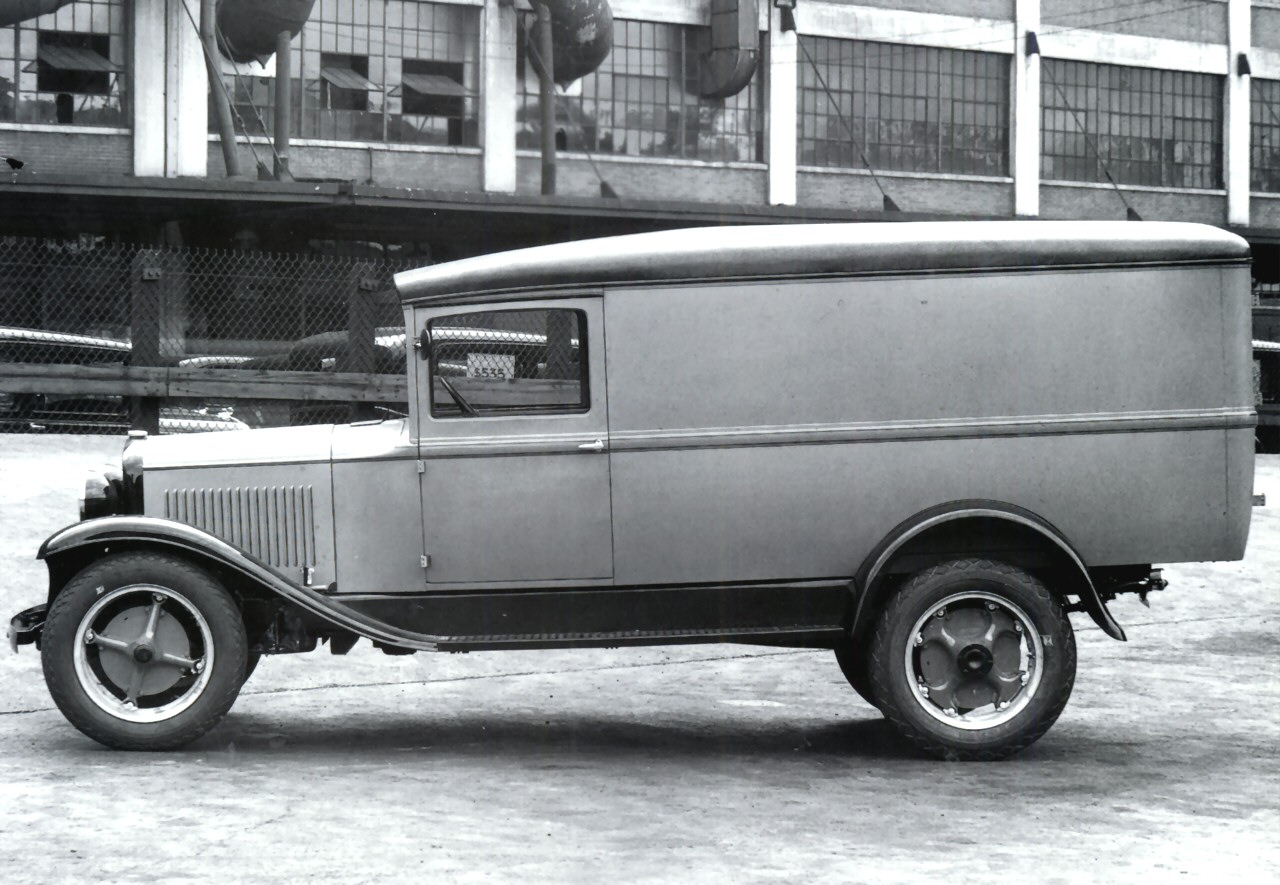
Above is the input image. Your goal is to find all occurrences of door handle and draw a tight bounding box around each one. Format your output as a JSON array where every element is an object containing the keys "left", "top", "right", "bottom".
[{"left": 578, "top": 439, "right": 606, "bottom": 452}]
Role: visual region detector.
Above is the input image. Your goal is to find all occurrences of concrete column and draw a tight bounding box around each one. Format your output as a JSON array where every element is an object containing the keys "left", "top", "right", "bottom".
[
  {"left": 1225, "top": 0, "right": 1250, "bottom": 226},
  {"left": 482, "top": 0, "right": 517, "bottom": 193},
  {"left": 131, "top": 0, "right": 166, "bottom": 176},
  {"left": 1012, "top": 0, "right": 1040, "bottom": 217},
  {"left": 767, "top": 5, "right": 797, "bottom": 206},
  {"left": 165, "top": 0, "right": 209, "bottom": 177}
]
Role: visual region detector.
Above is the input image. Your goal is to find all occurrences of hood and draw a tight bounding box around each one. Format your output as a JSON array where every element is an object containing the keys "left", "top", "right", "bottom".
[{"left": 137, "top": 423, "right": 336, "bottom": 471}]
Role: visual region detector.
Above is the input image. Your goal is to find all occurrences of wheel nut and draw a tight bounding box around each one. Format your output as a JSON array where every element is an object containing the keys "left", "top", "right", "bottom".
[
  {"left": 914, "top": 632, "right": 924, "bottom": 647},
  {"left": 152, "top": 593, "right": 165, "bottom": 604},
  {"left": 1015, "top": 623, "right": 1023, "bottom": 633},
  {"left": 987, "top": 602, "right": 997, "bottom": 610},
  {"left": 943, "top": 707, "right": 957, "bottom": 717},
  {"left": 193, "top": 660, "right": 205, "bottom": 674},
  {"left": 1020, "top": 672, "right": 1029, "bottom": 685},
  {"left": 83, "top": 630, "right": 95, "bottom": 644},
  {"left": 934, "top": 607, "right": 946, "bottom": 618}
]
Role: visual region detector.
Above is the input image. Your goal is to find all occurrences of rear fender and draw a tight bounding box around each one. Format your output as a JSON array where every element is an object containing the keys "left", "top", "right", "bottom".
[
  {"left": 38, "top": 516, "right": 439, "bottom": 651},
  {"left": 850, "top": 500, "right": 1126, "bottom": 642}
]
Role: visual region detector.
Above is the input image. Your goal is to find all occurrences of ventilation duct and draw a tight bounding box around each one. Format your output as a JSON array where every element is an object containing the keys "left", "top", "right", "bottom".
[{"left": 700, "top": 0, "right": 758, "bottom": 99}]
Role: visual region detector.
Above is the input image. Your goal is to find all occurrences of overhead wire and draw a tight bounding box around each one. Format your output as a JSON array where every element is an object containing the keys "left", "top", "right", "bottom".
[
  {"left": 794, "top": 33, "right": 900, "bottom": 211},
  {"left": 1040, "top": 60, "right": 1143, "bottom": 219}
]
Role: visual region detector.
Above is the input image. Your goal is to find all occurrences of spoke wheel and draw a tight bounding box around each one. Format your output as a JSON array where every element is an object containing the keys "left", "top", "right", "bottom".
[
  {"left": 870, "top": 558, "right": 1075, "bottom": 761},
  {"left": 42, "top": 552, "right": 247, "bottom": 750}
]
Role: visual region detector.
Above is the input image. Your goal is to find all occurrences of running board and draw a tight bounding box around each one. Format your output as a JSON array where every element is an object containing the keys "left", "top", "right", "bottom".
[
  {"left": 433, "top": 625, "right": 846, "bottom": 652},
  {"left": 333, "top": 581, "right": 853, "bottom": 652}
]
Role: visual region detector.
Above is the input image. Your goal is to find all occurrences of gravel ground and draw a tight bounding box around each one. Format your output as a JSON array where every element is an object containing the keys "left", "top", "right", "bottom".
[{"left": 1, "top": 435, "right": 1277, "bottom": 884}]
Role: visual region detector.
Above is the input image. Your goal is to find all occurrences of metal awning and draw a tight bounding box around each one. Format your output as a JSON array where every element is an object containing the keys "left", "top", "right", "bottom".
[
  {"left": 400, "top": 73, "right": 471, "bottom": 97},
  {"left": 25, "top": 46, "right": 121, "bottom": 73},
  {"left": 319, "top": 66, "right": 379, "bottom": 92}
]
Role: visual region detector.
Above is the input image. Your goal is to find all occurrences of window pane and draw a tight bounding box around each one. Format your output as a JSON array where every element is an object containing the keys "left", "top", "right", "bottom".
[
  {"left": 515, "top": 17, "right": 763, "bottom": 162},
  {"left": 429, "top": 309, "right": 587, "bottom": 417},
  {"left": 1041, "top": 58, "right": 1222, "bottom": 190},
  {"left": 796, "top": 36, "right": 1009, "bottom": 176}
]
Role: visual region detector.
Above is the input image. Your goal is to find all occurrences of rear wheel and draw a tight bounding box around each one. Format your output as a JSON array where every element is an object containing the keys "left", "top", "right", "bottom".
[
  {"left": 869, "top": 558, "right": 1075, "bottom": 761},
  {"left": 833, "top": 640, "right": 877, "bottom": 707},
  {"left": 41, "top": 551, "right": 247, "bottom": 750}
]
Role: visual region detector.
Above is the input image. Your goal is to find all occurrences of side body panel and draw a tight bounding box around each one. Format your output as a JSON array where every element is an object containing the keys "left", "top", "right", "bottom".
[
  {"left": 331, "top": 420, "right": 425, "bottom": 595},
  {"left": 143, "top": 460, "right": 337, "bottom": 589},
  {"left": 603, "top": 266, "right": 1251, "bottom": 586}
]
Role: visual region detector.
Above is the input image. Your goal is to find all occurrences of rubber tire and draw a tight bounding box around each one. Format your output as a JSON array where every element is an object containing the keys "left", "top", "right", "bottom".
[
  {"left": 833, "top": 640, "right": 877, "bottom": 708},
  {"left": 41, "top": 551, "right": 248, "bottom": 750},
  {"left": 242, "top": 651, "right": 262, "bottom": 685},
  {"left": 869, "top": 558, "right": 1076, "bottom": 761}
]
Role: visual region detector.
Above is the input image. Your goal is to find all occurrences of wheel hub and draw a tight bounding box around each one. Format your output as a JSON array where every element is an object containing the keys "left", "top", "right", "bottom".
[
  {"left": 906, "top": 590, "right": 1043, "bottom": 730},
  {"left": 959, "top": 643, "right": 993, "bottom": 676},
  {"left": 72, "top": 584, "right": 213, "bottom": 723}
]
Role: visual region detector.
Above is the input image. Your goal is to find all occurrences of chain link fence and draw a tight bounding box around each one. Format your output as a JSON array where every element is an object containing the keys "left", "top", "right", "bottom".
[{"left": 0, "top": 237, "right": 413, "bottom": 434}]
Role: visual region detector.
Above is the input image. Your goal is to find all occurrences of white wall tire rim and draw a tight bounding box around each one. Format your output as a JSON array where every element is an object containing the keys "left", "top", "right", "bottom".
[
  {"left": 903, "top": 589, "right": 1044, "bottom": 731},
  {"left": 72, "top": 584, "right": 215, "bottom": 724}
]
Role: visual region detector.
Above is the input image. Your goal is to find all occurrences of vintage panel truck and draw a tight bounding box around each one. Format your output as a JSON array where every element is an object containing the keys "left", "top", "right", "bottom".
[{"left": 8, "top": 221, "right": 1258, "bottom": 759}]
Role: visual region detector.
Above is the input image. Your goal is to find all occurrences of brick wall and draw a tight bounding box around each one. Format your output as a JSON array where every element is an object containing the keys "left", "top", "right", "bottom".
[
  {"left": 1251, "top": 195, "right": 1280, "bottom": 230},
  {"left": 1041, "top": 184, "right": 1226, "bottom": 224},
  {"left": 516, "top": 155, "right": 768, "bottom": 204},
  {"left": 0, "top": 128, "right": 130, "bottom": 177},
  {"left": 206, "top": 141, "right": 484, "bottom": 191},
  {"left": 798, "top": 171, "right": 1014, "bottom": 217}
]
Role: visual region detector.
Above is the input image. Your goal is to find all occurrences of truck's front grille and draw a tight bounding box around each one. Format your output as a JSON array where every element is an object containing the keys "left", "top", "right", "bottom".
[{"left": 163, "top": 486, "right": 317, "bottom": 568}]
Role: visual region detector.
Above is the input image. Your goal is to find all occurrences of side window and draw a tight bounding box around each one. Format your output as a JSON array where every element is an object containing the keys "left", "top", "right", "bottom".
[{"left": 428, "top": 308, "right": 587, "bottom": 417}]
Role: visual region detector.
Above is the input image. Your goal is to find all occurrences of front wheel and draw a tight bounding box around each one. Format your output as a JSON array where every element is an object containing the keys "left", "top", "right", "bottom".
[
  {"left": 41, "top": 551, "right": 248, "bottom": 750},
  {"left": 869, "top": 558, "right": 1076, "bottom": 761}
]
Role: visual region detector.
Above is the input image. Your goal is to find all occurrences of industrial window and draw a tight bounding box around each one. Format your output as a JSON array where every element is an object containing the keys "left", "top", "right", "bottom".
[
  {"left": 516, "top": 17, "right": 764, "bottom": 163},
  {"left": 1251, "top": 79, "right": 1280, "bottom": 193},
  {"left": 319, "top": 54, "right": 373, "bottom": 111},
  {"left": 34, "top": 32, "right": 115, "bottom": 96},
  {"left": 395, "top": 58, "right": 473, "bottom": 145},
  {"left": 796, "top": 37, "right": 1009, "bottom": 177},
  {"left": 0, "top": 0, "right": 127, "bottom": 127},
  {"left": 428, "top": 310, "right": 587, "bottom": 418},
  {"left": 1041, "top": 59, "right": 1222, "bottom": 189},
  {"left": 214, "top": 0, "right": 479, "bottom": 146}
]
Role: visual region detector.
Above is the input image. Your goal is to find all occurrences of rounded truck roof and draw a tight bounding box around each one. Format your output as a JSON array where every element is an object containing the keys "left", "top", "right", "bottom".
[{"left": 395, "top": 220, "right": 1250, "bottom": 305}]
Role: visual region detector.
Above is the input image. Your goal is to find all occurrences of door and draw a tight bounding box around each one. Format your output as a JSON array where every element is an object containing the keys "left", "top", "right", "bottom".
[{"left": 414, "top": 298, "right": 613, "bottom": 586}]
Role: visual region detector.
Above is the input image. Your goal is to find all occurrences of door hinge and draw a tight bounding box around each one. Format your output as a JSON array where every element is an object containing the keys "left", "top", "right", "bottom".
[
  {"left": 416, "top": 460, "right": 425, "bottom": 474},
  {"left": 420, "top": 554, "right": 431, "bottom": 569}
]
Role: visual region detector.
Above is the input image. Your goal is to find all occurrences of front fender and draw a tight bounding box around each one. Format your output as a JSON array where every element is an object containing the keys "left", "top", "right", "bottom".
[{"left": 38, "top": 516, "right": 440, "bottom": 651}]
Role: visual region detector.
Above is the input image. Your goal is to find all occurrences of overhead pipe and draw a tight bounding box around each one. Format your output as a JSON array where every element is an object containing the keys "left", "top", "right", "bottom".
[
  {"left": 273, "top": 30, "right": 291, "bottom": 180},
  {"left": 201, "top": 0, "right": 242, "bottom": 177},
  {"left": 537, "top": 3, "right": 557, "bottom": 195}
]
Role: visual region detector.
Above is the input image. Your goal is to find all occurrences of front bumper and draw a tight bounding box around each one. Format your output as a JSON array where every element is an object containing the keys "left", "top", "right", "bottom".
[{"left": 8, "top": 604, "right": 46, "bottom": 653}]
